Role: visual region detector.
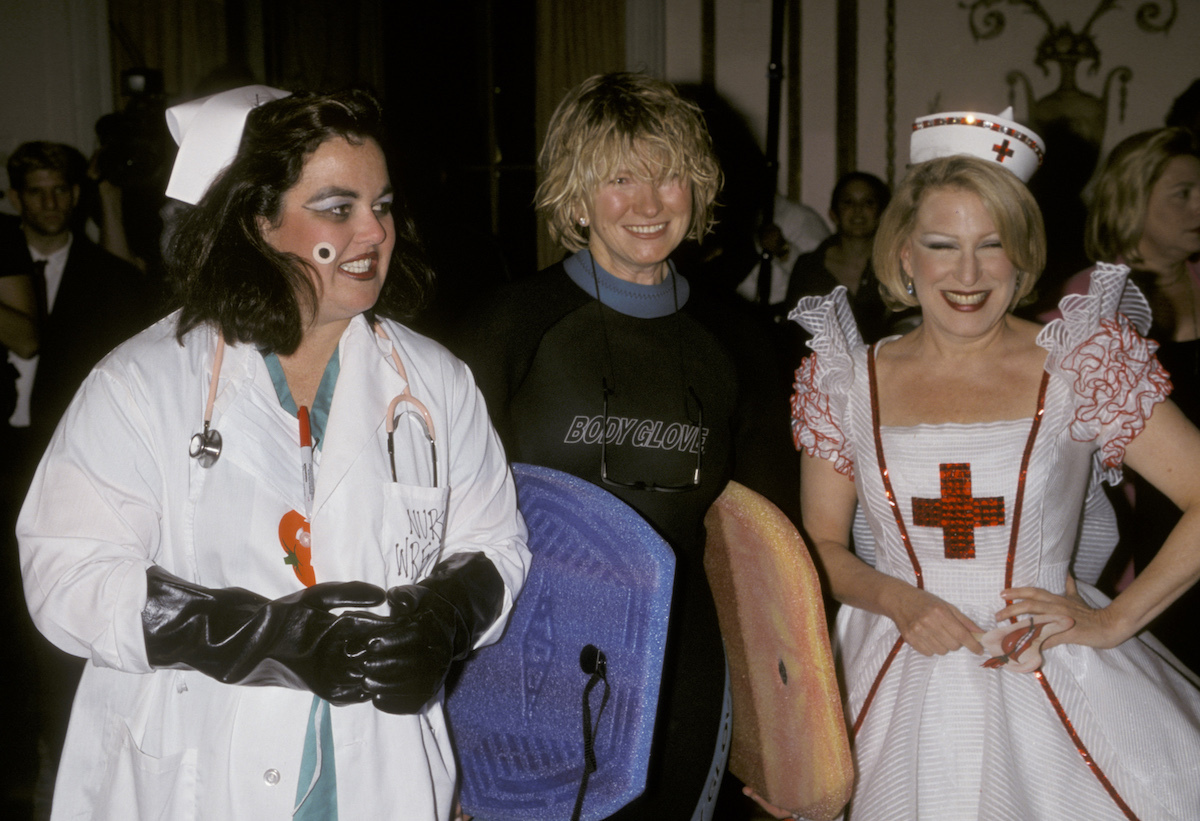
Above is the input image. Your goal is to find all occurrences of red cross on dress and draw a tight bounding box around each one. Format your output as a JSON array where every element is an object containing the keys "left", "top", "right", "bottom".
[
  {"left": 992, "top": 139, "right": 1015, "bottom": 163},
  {"left": 912, "top": 463, "right": 1005, "bottom": 559}
]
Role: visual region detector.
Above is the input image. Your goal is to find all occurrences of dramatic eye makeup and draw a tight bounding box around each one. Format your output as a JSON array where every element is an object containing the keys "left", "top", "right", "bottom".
[
  {"left": 304, "top": 188, "right": 357, "bottom": 217},
  {"left": 919, "top": 235, "right": 957, "bottom": 250},
  {"left": 372, "top": 193, "right": 394, "bottom": 216},
  {"left": 304, "top": 185, "right": 394, "bottom": 219}
]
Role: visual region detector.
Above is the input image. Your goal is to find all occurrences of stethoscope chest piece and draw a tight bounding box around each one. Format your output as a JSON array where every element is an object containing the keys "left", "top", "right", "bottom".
[
  {"left": 189, "top": 426, "right": 222, "bottom": 468},
  {"left": 191, "top": 336, "right": 226, "bottom": 469}
]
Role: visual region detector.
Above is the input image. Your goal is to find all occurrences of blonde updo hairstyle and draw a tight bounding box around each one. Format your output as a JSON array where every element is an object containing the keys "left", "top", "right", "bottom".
[
  {"left": 873, "top": 154, "right": 1046, "bottom": 310},
  {"left": 1085, "top": 127, "right": 1200, "bottom": 266},
  {"left": 536, "top": 72, "right": 722, "bottom": 252}
]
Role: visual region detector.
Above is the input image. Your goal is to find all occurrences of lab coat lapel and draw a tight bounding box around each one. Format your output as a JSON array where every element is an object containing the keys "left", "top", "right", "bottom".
[
  {"left": 215, "top": 343, "right": 304, "bottom": 510},
  {"left": 312, "top": 317, "right": 396, "bottom": 515}
]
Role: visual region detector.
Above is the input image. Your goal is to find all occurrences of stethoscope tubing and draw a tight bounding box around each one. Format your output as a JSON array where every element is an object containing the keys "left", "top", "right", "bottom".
[
  {"left": 376, "top": 324, "right": 438, "bottom": 487},
  {"left": 189, "top": 324, "right": 438, "bottom": 486},
  {"left": 187, "top": 335, "right": 226, "bottom": 468}
]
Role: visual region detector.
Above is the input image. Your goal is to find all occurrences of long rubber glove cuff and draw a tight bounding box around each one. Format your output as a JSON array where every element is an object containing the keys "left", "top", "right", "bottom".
[
  {"left": 360, "top": 551, "right": 506, "bottom": 714},
  {"left": 142, "top": 566, "right": 388, "bottom": 704}
]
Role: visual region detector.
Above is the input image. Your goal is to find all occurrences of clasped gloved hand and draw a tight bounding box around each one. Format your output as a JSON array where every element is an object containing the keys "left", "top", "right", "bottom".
[
  {"left": 142, "top": 566, "right": 389, "bottom": 703},
  {"left": 356, "top": 551, "right": 505, "bottom": 714}
]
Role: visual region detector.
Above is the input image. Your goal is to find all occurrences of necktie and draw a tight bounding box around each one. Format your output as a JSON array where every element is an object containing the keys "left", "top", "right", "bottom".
[{"left": 30, "top": 259, "right": 48, "bottom": 322}]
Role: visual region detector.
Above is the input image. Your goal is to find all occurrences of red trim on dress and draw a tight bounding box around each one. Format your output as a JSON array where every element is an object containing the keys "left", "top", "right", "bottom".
[
  {"left": 867, "top": 346, "right": 924, "bottom": 590},
  {"left": 851, "top": 636, "right": 905, "bottom": 737},
  {"left": 792, "top": 353, "right": 855, "bottom": 478},
  {"left": 851, "top": 346, "right": 927, "bottom": 736},
  {"left": 854, "top": 347, "right": 1138, "bottom": 818},
  {"left": 1035, "top": 670, "right": 1141, "bottom": 820},
  {"left": 1061, "top": 313, "right": 1171, "bottom": 470},
  {"left": 1004, "top": 372, "right": 1049, "bottom": 593}
]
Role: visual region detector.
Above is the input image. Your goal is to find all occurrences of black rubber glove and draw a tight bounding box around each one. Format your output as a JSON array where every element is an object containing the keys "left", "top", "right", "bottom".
[
  {"left": 358, "top": 551, "right": 505, "bottom": 714},
  {"left": 142, "top": 566, "right": 389, "bottom": 704}
]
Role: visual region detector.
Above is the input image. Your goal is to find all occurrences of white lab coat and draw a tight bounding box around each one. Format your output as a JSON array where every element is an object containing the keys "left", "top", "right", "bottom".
[{"left": 18, "top": 313, "right": 530, "bottom": 820}]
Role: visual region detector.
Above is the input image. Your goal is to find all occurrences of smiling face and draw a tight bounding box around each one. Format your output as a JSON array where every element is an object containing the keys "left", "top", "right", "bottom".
[
  {"left": 1138, "top": 154, "right": 1200, "bottom": 269},
  {"left": 260, "top": 136, "right": 395, "bottom": 333},
  {"left": 900, "top": 186, "right": 1018, "bottom": 341},
  {"left": 832, "top": 179, "right": 883, "bottom": 240},
  {"left": 582, "top": 150, "right": 692, "bottom": 285}
]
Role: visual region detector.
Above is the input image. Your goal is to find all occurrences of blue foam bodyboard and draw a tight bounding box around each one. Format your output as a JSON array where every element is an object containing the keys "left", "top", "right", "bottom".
[{"left": 445, "top": 463, "right": 675, "bottom": 821}]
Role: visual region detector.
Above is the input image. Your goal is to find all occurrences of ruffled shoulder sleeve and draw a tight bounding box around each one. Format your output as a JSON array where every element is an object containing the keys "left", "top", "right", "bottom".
[
  {"left": 787, "top": 286, "right": 863, "bottom": 478},
  {"left": 1037, "top": 262, "right": 1172, "bottom": 482}
]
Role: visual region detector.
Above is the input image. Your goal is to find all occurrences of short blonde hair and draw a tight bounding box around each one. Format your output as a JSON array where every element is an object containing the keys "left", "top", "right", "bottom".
[
  {"left": 537, "top": 72, "right": 722, "bottom": 252},
  {"left": 873, "top": 155, "right": 1046, "bottom": 309},
  {"left": 1085, "top": 127, "right": 1200, "bottom": 265}
]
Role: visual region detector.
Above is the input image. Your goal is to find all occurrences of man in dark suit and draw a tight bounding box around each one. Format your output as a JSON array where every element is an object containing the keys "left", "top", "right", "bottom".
[
  {"left": 3, "top": 140, "right": 156, "bottom": 818},
  {"left": 5, "top": 142, "right": 155, "bottom": 462}
]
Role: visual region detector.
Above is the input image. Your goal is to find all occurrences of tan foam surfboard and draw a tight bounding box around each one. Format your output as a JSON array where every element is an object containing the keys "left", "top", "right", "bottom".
[{"left": 704, "top": 482, "right": 853, "bottom": 821}]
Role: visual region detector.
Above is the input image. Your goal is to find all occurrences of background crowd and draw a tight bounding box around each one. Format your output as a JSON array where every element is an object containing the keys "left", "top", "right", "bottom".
[{"left": 1, "top": 53, "right": 1198, "bottom": 821}]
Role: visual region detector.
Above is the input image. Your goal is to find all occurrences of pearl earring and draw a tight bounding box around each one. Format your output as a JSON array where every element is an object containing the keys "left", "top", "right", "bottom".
[
  {"left": 906, "top": 280, "right": 915, "bottom": 296},
  {"left": 579, "top": 216, "right": 589, "bottom": 227}
]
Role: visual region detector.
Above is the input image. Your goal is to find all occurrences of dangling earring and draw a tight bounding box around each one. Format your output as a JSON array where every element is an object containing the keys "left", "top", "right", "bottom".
[
  {"left": 905, "top": 279, "right": 915, "bottom": 297},
  {"left": 1011, "top": 270, "right": 1026, "bottom": 309},
  {"left": 579, "top": 216, "right": 589, "bottom": 227}
]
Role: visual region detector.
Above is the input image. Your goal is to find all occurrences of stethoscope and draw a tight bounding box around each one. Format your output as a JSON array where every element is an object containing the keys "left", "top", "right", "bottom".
[
  {"left": 188, "top": 337, "right": 225, "bottom": 467},
  {"left": 376, "top": 324, "right": 438, "bottom": 487},
  {"left": 189, "top": 324, "right": 438, "bottom": 486}
]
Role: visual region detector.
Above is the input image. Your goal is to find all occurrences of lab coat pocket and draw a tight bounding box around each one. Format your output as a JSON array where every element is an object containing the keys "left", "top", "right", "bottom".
[
  {"left": 381, "top": 483, "right": 450, "bottom": 586},
  {"left": 97, "top": 719, "right": 198, "bottom": 820}
]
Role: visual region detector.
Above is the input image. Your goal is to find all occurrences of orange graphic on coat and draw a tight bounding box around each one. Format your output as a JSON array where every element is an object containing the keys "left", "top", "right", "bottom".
[{"left": 279, "top": 509, "right": 315, "bottom": 587}]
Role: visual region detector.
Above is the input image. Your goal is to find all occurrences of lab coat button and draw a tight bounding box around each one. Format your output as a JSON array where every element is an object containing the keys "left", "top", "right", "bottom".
[{"left": 263, "top": 769, "right": 281, "bottom": 786}]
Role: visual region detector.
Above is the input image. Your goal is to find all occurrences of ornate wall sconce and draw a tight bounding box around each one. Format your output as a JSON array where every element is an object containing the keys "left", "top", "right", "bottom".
[{"left": 962, "top": 0, "right": 1177, "bottom": 168}]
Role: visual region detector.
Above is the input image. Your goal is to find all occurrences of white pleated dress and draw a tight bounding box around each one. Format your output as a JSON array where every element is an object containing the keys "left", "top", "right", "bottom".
[{"left": 790, "top": 265, "right": 1200, "bottom": 820}]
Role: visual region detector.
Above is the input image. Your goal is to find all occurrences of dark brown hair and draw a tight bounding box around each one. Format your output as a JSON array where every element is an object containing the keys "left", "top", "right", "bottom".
[
  {"left": 171, "top": 89, "right": 434, "bottom": 353},
  {"left": 7, "top": 141, "right": 87, "bottom": 190}
]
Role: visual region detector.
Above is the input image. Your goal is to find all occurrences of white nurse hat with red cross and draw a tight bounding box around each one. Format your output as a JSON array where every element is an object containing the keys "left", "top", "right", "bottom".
[{"left": 910, "top": 107, "right": 1045, "bottom": 183}]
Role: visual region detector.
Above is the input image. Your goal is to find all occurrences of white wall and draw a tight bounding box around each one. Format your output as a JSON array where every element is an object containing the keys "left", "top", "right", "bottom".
[
  {"left": 3, "top": 0, "right": 1193, "bottom": 225},
  {"left": 878, "top": 0, "right": 1200, "bottom": 176},
  {"left": 0, "top": 0, "right": 113, "bottom": 206},
  {"left": 664, "top": 0, "right": 1200, "bottom": 210},
  {"left": 663, "top": 0, "right": 840, "bottom": 212},
  {"left": 797, "top": 2, "right": 837, "bottom": 209}
]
